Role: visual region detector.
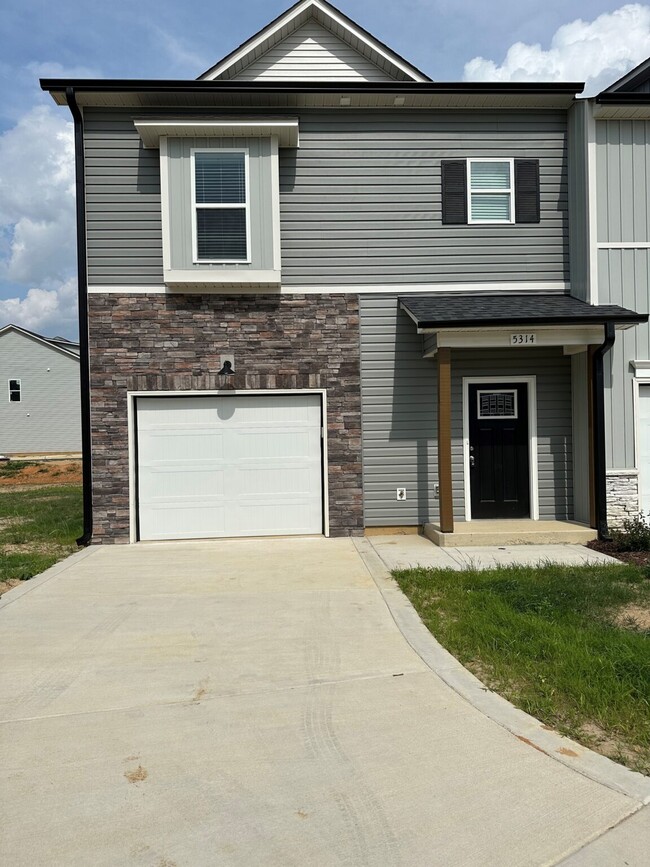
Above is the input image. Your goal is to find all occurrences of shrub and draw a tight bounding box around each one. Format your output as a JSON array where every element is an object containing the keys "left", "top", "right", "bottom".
[{"left": 611, "top": 513, "right": 650, "bottom": 552}]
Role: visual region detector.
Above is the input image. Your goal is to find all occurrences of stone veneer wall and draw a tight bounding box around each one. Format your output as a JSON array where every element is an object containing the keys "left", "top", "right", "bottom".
[
  {"left": 606, "top": 470, "right": 640, "bottom": 528},
  {"left": 88, "top": 293, "right": 362, "bottom": 542}
]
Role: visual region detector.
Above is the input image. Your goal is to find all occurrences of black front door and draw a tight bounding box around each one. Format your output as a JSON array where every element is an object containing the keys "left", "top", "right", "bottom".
[{"left": 468, "top": 383, "right": 530, "bottom": 519}]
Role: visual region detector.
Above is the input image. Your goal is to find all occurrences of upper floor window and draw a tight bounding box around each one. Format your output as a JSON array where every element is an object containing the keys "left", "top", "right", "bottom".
[
  {"left": 8, "top": 379, "right": 21, "bottom": 402},
  {"left": 468, "top": 160, "right": 514, "bottom": 224},
  {"left": 441, "top": 159, "right": 540, "bottom": 226},
  {"left": 191, "top": 150, "right": 250, "bottom": 263}
]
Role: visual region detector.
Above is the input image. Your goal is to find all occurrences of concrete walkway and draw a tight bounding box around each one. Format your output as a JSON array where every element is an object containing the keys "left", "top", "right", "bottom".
[{"left": 1, "top": 537, "right": 647, "bottom": 866}]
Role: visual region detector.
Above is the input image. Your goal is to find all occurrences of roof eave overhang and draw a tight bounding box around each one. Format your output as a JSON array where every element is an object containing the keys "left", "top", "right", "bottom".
[
  {"left": 41, "top": 80, "right": 584, "bottom": 110},
  {"left": 594, "top": 93, "right": 650, "bottom": 119}
]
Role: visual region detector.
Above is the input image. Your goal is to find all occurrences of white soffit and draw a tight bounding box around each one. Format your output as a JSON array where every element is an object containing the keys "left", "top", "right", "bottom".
[
  {"left": 593, "top": 103, "right": 650, "bottom": 120},
  {"left": 134, "top": 118, "right": 300, "bottom": 148},
  {"left": 199, "top": 0, "right": 429, "bottom": 83}
]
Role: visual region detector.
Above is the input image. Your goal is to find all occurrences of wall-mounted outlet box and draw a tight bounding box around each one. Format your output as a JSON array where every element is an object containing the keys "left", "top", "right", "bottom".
[{"left": 396, "top": 488, "right": 407, "bottom": 501}]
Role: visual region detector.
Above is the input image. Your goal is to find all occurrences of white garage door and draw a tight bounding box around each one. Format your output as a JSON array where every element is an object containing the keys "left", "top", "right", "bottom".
[
  {"left": 638, "top": 386, "right": 650, "bottom": 516},
  {"left": 136, "top": 394, "right": 323, "bottom": 541}
]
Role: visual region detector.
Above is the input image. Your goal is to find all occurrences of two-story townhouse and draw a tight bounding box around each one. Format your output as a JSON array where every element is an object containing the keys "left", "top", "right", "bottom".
[
  {"left": 569, "top": 59, "right": 650, "bottom": 527},
  {"left": 41, "top": 0, "right": 646, "bottom": 546}
]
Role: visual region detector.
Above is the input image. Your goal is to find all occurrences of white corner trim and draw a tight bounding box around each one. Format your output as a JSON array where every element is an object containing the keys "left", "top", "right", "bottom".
[
  {"left": 270, "top": 136, "right": 282, "bottom": 272},
  {"left": 126, "top": 388, "right": 330, "bottom": 544},
  {"left": 159, "top": 136, "right": 171, "bottom": 272},
  {"left": 585, "top": 102, "right": 599, "bottom": 305},
  {"left": 462, "top": 376, "right": 539, "bottom": 522}
]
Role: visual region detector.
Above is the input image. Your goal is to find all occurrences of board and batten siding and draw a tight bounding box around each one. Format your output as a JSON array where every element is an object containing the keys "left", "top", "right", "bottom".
[
  {"left": 360, "top": 296, "right": 574, "bottom": 525},
  {"left": 83, "top": 107, "right": 569, "bottom": 288},
  {"left": 0, "top": 330, "right": 80, "bottom": 454},
  {"left": 595, "top": 118, "right": 650, "bottom": 470}
]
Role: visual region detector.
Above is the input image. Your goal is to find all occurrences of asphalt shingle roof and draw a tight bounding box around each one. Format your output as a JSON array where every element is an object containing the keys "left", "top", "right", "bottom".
[{"left": 399, "top": 294, "right": 647, "bottom": 329}]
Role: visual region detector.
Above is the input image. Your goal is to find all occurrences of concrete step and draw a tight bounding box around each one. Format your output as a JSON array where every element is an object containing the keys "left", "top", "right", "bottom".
[{"left": 424, "top": 520, "right": 597, "bottom": 547}]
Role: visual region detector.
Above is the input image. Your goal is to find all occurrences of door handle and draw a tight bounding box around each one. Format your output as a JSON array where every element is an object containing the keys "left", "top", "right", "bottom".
[{"left": 469, "top": 455, "right": 475, "bottom": 468}]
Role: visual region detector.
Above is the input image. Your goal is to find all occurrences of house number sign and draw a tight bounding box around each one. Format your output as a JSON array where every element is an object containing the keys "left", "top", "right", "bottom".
[{"left": 510, "top": 333, "right": 536, "bottom": 345}]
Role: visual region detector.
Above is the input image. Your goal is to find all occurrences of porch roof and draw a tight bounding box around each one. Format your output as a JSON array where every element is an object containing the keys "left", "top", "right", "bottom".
[{"left": 399, "top": 294, "right": 647, "bottom": 331}]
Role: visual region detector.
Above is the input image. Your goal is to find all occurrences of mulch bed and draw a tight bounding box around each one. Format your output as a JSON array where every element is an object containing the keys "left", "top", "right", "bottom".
[{"left": 586, "top": 540, "right": 650, "bottom": 567}]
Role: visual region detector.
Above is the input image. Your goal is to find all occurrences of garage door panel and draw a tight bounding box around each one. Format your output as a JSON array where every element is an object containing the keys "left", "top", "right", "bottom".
[
  {"left": 139, "top": 467, "right": 225, "bottom": 500},
  {"left": 139, "top": 430, "right": 225, "bottom": 463},
  {"left": 140, "top": 502, "right": 226, "bottom": 541},
  {"left": 136, "top": 394, "right": 323, "bottom": 541}
]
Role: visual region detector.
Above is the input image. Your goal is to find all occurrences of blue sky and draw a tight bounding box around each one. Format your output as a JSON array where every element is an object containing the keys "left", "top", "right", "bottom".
[{"left": 0, "top": 0, "right": 649, "bottom": 338}]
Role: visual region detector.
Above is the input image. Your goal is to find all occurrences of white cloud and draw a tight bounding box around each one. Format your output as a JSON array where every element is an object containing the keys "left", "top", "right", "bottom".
[
  {"left": 464, "top": 4, "right": 650, "bottom": 95},
  {"left": 0, "top": 278, "right": 77, "bottom": 335},
  {"left": 0, "top": 103, "right": 77, "bottom": 335}
]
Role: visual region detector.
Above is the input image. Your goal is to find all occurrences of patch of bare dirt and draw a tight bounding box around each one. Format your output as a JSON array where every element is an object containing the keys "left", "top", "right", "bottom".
[
  {"left": 587, "top": 540, "right": 650, "bottom": 567},
  {"left": 612, "top": 603, "right": 650, "bottom": 631},
  {"left": 0, "top": 517, "right": 23, "bottom": 530},
  {"left": 578, "top": 721, "right": 647, "bottom": 771},
  {"left": 0, "top": 461, "right": 81, "bottom": 489},
  {"left": 0, "top": 578, "right": 22, "bottom": 596}
]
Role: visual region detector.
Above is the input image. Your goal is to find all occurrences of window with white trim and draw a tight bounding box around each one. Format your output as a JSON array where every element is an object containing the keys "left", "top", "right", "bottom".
[
  {"left": 191, "top": 149, "right": 250, "bottom": 263},
  {"left": 8, "top": 379, "right": 21, "bottom": 402},
  {"left": 468, "top": 159, "right": 514, "bottom": 224}
]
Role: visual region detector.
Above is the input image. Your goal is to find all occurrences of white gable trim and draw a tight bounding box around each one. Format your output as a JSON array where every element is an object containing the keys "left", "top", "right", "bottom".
[{"left": 200, "top": 0, "right": 428, "bottom": 83}]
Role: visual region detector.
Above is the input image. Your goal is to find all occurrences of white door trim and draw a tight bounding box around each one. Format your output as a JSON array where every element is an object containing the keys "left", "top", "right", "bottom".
[
  {"left": 462, "top": 376, "right": 539, "bottom": 522},
  {"left": 127, "top": 388, "right": 329, "bottom": 543}
]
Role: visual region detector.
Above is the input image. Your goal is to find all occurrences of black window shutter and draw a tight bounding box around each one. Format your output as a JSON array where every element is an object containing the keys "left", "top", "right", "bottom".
[
  {"left": 514, "top": 159, "right": 540, "bottom": 223},
  {"left": 441, "top": 160, "right": 467, "bottom": 224}
]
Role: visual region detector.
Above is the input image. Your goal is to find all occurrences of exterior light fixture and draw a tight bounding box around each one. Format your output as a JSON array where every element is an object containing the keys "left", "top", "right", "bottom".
[{"left": 218, "top": 360, "right": 235, "bottom": 376}]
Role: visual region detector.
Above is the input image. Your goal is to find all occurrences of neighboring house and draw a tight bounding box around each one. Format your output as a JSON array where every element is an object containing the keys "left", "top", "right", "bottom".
[
  {"left": 0, "top": 324, "right": 81, "bottom": 455},
  {"left": 41, "top": 0, "right": 646, "bottom": 545},
  {"left": 569, "top": 59, "right": 650, "bottom": 525}
]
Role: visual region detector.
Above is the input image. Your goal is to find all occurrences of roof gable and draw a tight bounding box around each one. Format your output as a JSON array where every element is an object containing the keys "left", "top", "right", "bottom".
[
  {"left": 199, "top": 0, "right": 430, "bottom": 83},
  {"left": 600, "top": 56, "right": 650, "bottom": 94},
  {"left": 0, "top": 324, "right": 80, "bottom": 361}
]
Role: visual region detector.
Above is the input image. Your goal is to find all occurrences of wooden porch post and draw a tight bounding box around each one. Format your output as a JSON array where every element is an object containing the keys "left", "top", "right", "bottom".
[{"left": 437, "top": 347, "right": 454, "bottom": 533}]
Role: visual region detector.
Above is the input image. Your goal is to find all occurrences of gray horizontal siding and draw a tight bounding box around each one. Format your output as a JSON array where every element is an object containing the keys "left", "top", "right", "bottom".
[
  {"left": 233, "top": 21, "right": 397, "bottom": 82},
  {"left": 598, "top": 247, "right": 650, "bottom": 468},
  {"left": 360, "top": 295, "right": 573, "bottom": 526},
  {"left": 0, "top": 331, "right": 81, "bottom": 454},
  {"left": 84, "top": 112, "right": 163, "bottom": 284},
  {"left": 84, "top": 108, "right": 569, "bottom": 287},
  {"left": 281, "top": 110, "right": 568, "bottom": 284},
  {"left": 596, "top": 119, "right": 650, "bottom": 243}
]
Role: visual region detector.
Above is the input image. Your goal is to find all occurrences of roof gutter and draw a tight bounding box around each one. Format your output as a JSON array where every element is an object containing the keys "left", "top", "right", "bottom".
[
  {"left": 66, "top": 86, "right": 93, "bottom": 547},
  {"left": 592, "top": 322, "right": 615, "bottom": 541},
  {"left": 41, "top": 79, "right": 585, "bottom": 96}
]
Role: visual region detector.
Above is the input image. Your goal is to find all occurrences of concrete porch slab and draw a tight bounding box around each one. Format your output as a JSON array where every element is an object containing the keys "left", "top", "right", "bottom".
[
  {"left": 368, "top": 533, "right": 620, "bottom": 572},
  {"left": 425, "top": 519, "right": 598, "bottom": 547}
]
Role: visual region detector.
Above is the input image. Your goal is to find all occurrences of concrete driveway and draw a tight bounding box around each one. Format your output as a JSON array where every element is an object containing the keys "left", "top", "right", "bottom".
[{"left": 1, "top": 537, "right": 648, "bottom": 866}]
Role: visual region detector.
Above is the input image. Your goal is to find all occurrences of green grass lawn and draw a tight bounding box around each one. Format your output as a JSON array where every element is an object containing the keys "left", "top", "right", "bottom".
[
  {"left": 394, "top": 563, "right": 650, "bottom": 775},
  {"left": 0, "top": 485, "right": 83, "bottom": 586}
]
